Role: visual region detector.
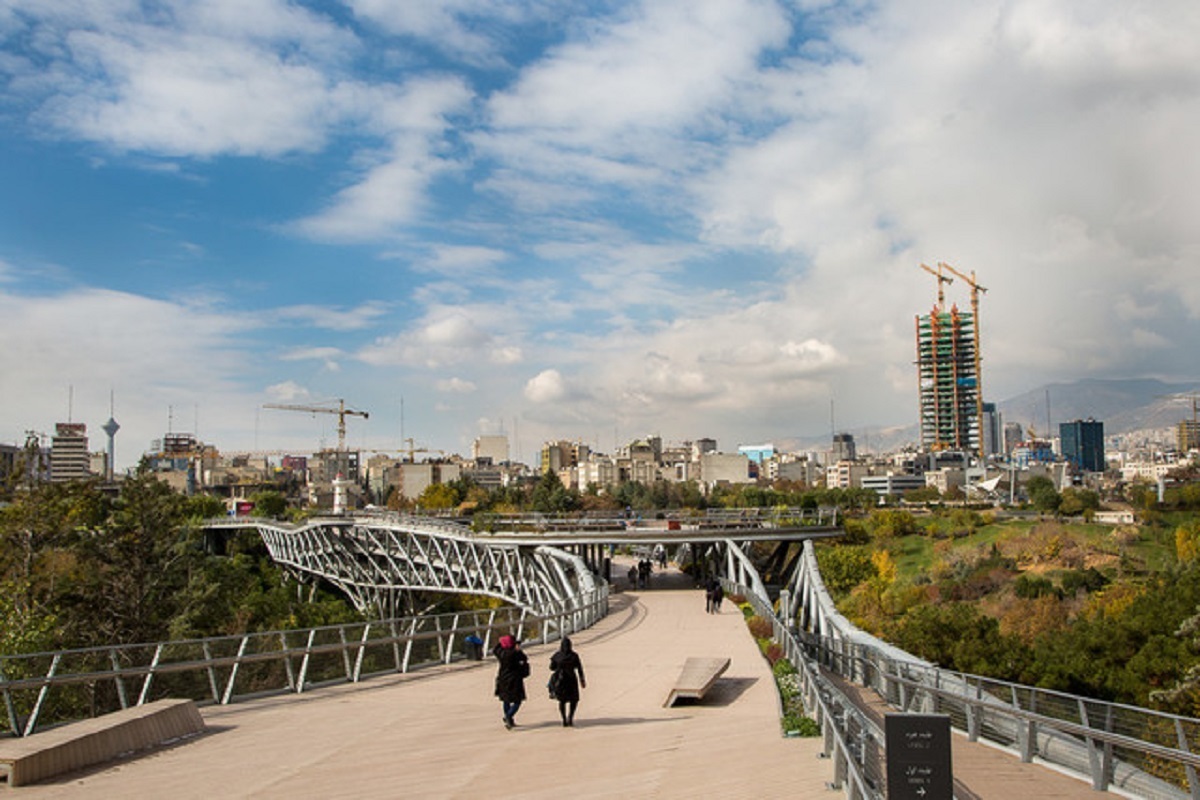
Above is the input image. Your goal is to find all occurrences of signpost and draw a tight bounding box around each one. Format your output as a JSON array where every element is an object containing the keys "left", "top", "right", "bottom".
[{"left": 885, "top": 713, "right": 953, "bottom": 800}]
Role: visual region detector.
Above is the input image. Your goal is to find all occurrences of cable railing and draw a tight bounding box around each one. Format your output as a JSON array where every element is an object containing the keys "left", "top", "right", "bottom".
[{"left": 1, "top": 587, "right": 608, "bottom": 738}]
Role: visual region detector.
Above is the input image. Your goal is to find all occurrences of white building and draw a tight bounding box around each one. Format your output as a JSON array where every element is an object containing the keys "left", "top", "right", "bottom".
[{"left": 472, "top": 435, "right": 509, "bottom": 464}]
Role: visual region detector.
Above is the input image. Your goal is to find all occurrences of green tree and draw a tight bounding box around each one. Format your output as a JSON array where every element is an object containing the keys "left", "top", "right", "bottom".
[
  {"left": 815, "top": 545, "right": 877, "bottom": 596},
  {"left": 249, "top": 490, "right": 289, "bottom": 518},
  {"left": 1025, "top": 476, "right": 1061, "bottom": 513}
]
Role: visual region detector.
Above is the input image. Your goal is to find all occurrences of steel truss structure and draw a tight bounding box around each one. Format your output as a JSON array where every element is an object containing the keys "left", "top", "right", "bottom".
[{"left": 216, "top": 514, "right": 598, "bottom": 617}]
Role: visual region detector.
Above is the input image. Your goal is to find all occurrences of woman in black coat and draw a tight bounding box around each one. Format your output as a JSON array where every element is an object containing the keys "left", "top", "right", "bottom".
[
  {"left": 549, "top": 637, "right": 586, "bottom": 727},
  {"left": 493, "top": 635, "right": 528, "bottom": 730}
]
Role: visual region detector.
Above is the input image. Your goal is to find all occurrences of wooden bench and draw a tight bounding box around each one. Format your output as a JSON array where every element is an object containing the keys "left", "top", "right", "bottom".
[
  {"left": 0, "top": 698, "right": 205, "bottom": 787},
  {"left": 663, "top": 657, "right": 731, "bottom": 707}
]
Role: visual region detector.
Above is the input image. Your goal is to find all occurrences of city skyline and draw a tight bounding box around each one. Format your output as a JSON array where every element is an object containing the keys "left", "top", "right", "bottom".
[{"left": 2, "top": 1, "right": 1199, "bottom": 470}]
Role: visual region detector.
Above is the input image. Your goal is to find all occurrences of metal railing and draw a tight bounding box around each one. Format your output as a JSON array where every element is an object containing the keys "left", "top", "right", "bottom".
[
  {"left": 727, "top": 579, "right": 883, "bottom": 800},
  {"left": 1, "top": 587, "right": 608, "bottom": 738},
  {"left": 788, "top": 540, "right": 1200, "bottom": 799},
  {"left": 809, "top": 632, "right": 1199, "bottom": 800}
]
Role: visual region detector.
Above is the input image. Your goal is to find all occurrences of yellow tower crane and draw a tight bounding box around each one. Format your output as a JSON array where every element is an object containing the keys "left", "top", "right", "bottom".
[
  {"left": 937, "top": 262, "right": 987, "bottom": 459},
  {"left": 919, "top": 262, "right": 954, "bottom": 309},
  {"left": 262, "top": 399, "right": 369, "bottom": 452}
]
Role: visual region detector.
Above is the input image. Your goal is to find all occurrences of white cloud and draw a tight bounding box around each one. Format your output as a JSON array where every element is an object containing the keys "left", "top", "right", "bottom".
[
  {"left": 15, "top": 1, "right": 355, "bottom": 158},
  {"left": 264, "top": 380, "right": 311, "bottom": 401},
  {"left": 437, "top": 377, "right": 477, "bottom": 393},
  {"left": 524, "top": 369, "right": 567, "bottom": 403},
  {"left": 273, "top": 302, "right": 390, "bottom": 331},
  {"left": 289, "top": 78, "right": 473, "bottom": 242},
  {"left": 280, "top": 347, "right": 343, "bottom": 372}
]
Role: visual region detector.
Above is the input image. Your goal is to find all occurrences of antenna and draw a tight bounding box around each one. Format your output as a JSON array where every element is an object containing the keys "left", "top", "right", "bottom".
[{"left": 1045, "top": 389, "right": 1052, "bottom": 440}]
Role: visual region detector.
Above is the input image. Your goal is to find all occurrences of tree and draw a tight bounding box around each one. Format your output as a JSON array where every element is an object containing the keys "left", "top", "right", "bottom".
[
  {"left": 1025, "top": 475, "right": 1061, "bottom": 513},
  {"left": 816, "top": 545, "right": 877, "bottom": 596},
  {"left": 417, "top": 482, "right": 460, "bottom": 510},
  {"left": 249, "top": 490, "right": 288, "bottom": 518}
]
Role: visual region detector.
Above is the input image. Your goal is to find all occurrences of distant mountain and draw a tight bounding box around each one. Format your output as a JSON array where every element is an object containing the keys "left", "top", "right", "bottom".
[
  {"left": 997, "top": 378, "right": 1200, "bottom": 436},
  {"left": 779, "top": 378, "right": 1200, "bottom": 454}
]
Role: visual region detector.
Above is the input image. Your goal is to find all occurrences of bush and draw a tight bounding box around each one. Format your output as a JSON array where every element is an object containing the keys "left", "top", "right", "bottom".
[
  {"left": 765, "top": 642, "right": 785, "bottom": 665},
  {"left": 772, "top": 658, "right": 797, "bottom": 677},
  {"left": 781, "top": 711, "right": 821, "bottom": 737},
  {"left": 747, "top": 614, "right": 774, "bottom": 639}
]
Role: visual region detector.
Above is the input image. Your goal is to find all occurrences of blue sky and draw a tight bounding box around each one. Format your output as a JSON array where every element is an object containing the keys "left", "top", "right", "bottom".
[{"left": 2, "top": 0, "right": 1199, "bottom": 469}]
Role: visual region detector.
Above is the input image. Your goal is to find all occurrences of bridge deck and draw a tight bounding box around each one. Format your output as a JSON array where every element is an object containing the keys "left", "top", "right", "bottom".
[{"left": 8, "top": 563, "right": 1121, "bottom": 799}]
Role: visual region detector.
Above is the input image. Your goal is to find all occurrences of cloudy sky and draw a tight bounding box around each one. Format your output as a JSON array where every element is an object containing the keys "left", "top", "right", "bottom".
[{"left": 2, "top": 0, "right": 1198, "bottom": 469}]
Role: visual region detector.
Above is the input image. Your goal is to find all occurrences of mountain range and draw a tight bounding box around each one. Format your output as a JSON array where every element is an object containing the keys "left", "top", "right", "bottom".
[{"left": 783, "top": 378, "right": 1200, "bottom": 455}]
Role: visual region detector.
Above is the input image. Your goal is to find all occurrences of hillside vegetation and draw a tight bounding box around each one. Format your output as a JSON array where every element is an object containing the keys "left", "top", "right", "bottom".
[{"left": 815, "top": 506, "right": 1200, "bottom": 716}]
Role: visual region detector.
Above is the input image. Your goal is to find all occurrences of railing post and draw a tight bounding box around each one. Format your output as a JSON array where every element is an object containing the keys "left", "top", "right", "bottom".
[
  {"left": 297, "top": 629, "right": 317, "bottom": 693},
  {"left": 23, "top": 653, "right": 61, "bottom": 736},
  {"left": 1, "top": 661, "right": 20, "bottom": 737},
  {"left": 402, "top": 617, "right": 418, "bottom": 673},
  {"left": 1174, "top": 717, "right": 1200, "bottom": 800},
  {"left": 352, "top": 623, "right": 370, "bottom": 682},
  {"left": 223, "top": 635, "right": 250, "bottom": 704},
  {"left": 110, "top": 649, "right": 129, "bottom": 710},
  {"left": 201, "top": 641, "right": 220, "bottom": 704},
  {"left": 1079, "top": 699, "right": 1109, "bottom": 791},
  {"left": 281, "top": 631, "right": 297, "bottom": 691},
  {"left": 339, "top": 626, "right": 354, "bottom": 679},
  {"left": 136, "top": 646, "right": 160, "bottom": 708}
]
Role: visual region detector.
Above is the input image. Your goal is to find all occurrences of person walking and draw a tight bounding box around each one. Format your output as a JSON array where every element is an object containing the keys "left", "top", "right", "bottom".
[
  {"left": 493, "top": 635, "right": 529, "bottom": 730},
  {"left": 548, "top": 637, "right": 586, "bottom": 727}
]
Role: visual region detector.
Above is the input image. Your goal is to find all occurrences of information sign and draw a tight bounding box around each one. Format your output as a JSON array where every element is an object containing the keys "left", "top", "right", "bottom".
[{"left": 884, "top": 713, "right": 953, "bottom": 800}]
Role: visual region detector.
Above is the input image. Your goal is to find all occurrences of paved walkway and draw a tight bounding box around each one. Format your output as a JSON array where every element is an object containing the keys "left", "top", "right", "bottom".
[
  {"left": 6, "top": 561, "right": 1120, "bottom": 799},
  {"left": 11, "top": 565, "right": 832, "bottom": 798}
]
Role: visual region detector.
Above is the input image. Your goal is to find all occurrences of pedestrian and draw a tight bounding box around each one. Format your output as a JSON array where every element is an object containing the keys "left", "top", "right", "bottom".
[
  {"left": 705, "top": 577, "right": 717, "bottom": 613},
  {"left": 493, "top": 634, "right": 529, "bottom": 730},
  {"left": 548, "top": 637, "right": 586, "bottom": 727},
  {"left": 627, "top": 565, "right": 638, "bottom": 590},
  {"left": 713, "top": 580, "right": 725, "bottom": 613}
]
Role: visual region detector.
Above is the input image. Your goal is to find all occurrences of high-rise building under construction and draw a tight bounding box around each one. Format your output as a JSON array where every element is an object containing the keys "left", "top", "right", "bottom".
[{"left": 915, "top": 305, "right": 980, "bottom": 454}]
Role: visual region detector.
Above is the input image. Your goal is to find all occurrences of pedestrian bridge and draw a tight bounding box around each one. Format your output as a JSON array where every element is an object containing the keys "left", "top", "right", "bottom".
[{"left": 4, "top": 511, "right": 1199, "bottom": 798}]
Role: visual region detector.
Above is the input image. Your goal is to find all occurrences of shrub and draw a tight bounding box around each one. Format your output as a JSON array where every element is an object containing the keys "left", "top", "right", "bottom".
[
  {"left": 772, "top": 658, "right": 797, "bottom": 677},
  {"left": 765, "top": 642, "right": 785, "bottom": 665},
  {"left": 747, "top": 614, "right": 774, "bottom": 639},
  {"left": 781, "top": 711, "right": 821, "bottom": 737}
]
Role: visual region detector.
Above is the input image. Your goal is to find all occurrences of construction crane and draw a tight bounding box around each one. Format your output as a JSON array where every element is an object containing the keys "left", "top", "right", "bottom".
[
  {"left": 262, "top": 399, "right": 369, "bottom": 452},
  {"left": 919, "top": 262, "right": 954, "bottom": 308},
  {"left": 938, "top": 262, "right": 988, "bottom": 459},
  {"left": 402, "top": 438, "right": 445, "bottom": 463}
]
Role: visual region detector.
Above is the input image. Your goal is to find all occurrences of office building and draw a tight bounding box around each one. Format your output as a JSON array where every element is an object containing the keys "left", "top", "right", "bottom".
[
  {"left": 50, "top": 422, "right": 90, "bottom": 483},
  {"left": 1060, "top": 418, "right": 1105, "bottom": 473}
]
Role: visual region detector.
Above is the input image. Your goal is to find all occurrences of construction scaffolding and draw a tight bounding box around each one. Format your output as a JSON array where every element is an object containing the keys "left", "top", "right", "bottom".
[{"left": 916, "top": 305, "right": 979, "bottom": 453}]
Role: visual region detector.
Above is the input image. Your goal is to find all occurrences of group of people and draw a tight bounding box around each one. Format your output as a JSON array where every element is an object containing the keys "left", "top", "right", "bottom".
[
  {"left": 627, "top": 557, "right": 655, "bottom": 589},
  {"left": 705, "top": 577, "right": 724, "bottom": 613},
  {"left": 492, "top": 635, "right": 586, "bottom": 730}
]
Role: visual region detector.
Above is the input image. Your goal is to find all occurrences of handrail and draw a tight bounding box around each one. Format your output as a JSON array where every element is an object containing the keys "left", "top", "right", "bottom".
[{"left": 1, "top": 587, "right": 608, "bottom": 737}]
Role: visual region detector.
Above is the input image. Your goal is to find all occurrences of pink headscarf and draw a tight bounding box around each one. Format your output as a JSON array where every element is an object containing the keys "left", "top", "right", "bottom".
[{"left": 498, "top": 635, "right": 515, "bottom": 649}]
